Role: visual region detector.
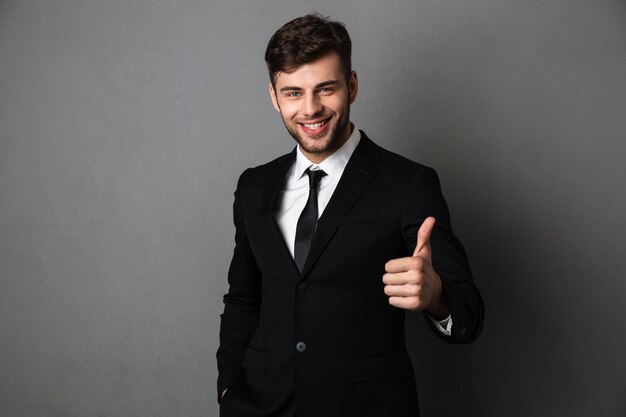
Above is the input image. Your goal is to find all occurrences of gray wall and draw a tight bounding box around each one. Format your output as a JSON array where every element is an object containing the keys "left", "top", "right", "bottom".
[{"left": 1, "top": 0, "right": 625, "bottom": 416}]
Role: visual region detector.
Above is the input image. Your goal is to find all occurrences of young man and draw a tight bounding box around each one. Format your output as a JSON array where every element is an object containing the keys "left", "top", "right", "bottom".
[{"left": 216, "top": 14, "right": 484, "bottom": 417}]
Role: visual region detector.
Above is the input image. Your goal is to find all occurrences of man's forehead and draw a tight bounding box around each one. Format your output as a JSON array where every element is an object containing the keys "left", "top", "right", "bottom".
[{"left": 273, "top": 53, "right": 344, "bottom": 88}]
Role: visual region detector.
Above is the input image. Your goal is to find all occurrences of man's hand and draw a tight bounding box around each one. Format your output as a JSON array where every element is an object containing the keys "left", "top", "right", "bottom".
[{"left": 383, "top": 217, "right": 449, "bottom": 319}]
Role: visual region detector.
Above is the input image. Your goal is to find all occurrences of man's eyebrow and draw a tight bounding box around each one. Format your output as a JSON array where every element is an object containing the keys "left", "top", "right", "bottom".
[
  {"left": 316, "top": 80, "right": 340, "bottom": 89},
  {"left": 279, "top": 86, "right": 303, "bottom": 92},
  {"left": 279, "top": 80, "right": 340, "bottom": 93}
]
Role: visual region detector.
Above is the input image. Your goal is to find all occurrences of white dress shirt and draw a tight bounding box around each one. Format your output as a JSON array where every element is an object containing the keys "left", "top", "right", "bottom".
[{"left": 273, "top": 125, "right": 452, "bottom": 335}]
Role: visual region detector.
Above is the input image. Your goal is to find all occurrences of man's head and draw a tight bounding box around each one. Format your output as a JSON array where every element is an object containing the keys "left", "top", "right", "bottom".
[
  {"left": 265, "top": 14, "right": 352, "bottom": 88},
  {"left": 265, "top": 14, "right": 358, "bottom": 163}
]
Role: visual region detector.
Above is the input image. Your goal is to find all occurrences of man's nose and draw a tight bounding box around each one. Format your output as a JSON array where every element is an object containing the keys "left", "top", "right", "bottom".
[{"left": 303, "top": 94, "right": 322, "bottom": 117}]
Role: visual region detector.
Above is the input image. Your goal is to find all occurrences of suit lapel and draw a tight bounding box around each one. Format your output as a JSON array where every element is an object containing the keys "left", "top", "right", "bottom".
[
  {"left": 261, "top": 149, "right": 296, "bottom": 211},
  {"left": 300, "top": 134, "right": 381, "bottom": 278},
  {"left": 259, "top": 148, "right": 300, "bottom": 274}
]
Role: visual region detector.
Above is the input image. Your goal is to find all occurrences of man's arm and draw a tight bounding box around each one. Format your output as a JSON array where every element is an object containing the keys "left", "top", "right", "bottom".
[
  {"left": 388, "top": 166, "right": 484, "bottom": 343},
  {"left": 216, "top": 169, "right": 262, "bottom": 401}
]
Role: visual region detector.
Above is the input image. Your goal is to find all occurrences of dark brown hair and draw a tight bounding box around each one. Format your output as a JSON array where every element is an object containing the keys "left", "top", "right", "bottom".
[{"left": 264, "top": 14, "right": 352, "bottom": 87}]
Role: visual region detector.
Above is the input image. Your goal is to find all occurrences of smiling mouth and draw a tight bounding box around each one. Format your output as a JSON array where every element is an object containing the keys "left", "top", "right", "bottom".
[
  {"left": 299, "top": 117, "right": 331, "bottom": 135},
  {"left": 302, "top": 120, "right": 327, "bottom": 129}
]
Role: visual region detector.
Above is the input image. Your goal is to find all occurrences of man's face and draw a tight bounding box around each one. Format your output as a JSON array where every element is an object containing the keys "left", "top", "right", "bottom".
[{"left": 269, "top": 53, "right": 358, "bottom": 163}]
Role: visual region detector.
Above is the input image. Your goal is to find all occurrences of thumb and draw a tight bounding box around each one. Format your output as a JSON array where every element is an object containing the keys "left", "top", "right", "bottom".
[{"left": 413, "top": 217, "right": 435, "bottom": 257}]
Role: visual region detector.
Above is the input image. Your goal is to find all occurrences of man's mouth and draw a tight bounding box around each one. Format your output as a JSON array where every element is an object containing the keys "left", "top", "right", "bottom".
[
  {"left": 299, "top": 117, "right": 331, "bottom": 135},
  {"left": 303, "top": 121, "right": 326, "bottom": 129}
]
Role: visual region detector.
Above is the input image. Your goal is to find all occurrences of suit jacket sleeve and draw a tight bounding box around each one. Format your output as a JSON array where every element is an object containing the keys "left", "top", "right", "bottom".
[
  {"left": 216, "top": 168, "right": 262, "bottom": 400},
  {"left": 401, "top": 166, "right": 484, "bottom": 343}
]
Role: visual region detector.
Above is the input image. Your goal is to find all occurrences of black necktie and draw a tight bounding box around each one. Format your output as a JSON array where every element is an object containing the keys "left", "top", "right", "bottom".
[{"left": 294, "top": 168, "right": 327, "bottom": 272}]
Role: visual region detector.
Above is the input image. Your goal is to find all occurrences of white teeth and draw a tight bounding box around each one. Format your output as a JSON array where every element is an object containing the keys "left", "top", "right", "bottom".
[{"left": 303, "top": 121, "right": 326, "bottom": 129}]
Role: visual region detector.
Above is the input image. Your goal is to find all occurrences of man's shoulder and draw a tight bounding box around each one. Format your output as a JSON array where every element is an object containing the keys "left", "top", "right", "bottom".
[
  {"left": 363, "top": 132, "right": 438, "bottom": 180},
  {"left": 236, "top": 148, "right": 295, "bottom": 188},
  {"left": 255, "top": 149, "right": 295, "bottom": 170}
]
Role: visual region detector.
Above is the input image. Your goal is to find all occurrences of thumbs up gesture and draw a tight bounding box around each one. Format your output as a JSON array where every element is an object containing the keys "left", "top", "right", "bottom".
[{"left": 383, "top": 217, "right": 449, "bottom": 319}]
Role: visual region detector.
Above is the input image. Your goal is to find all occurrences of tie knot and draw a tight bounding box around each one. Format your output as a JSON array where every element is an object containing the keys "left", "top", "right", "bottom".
[{"left": 306, "top": 168, "right": 327, "bottom": 190}]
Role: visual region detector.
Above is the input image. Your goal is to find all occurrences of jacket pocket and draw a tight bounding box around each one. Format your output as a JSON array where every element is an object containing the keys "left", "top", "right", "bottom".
[
  {"left": 336, "top": 220, "right": 386, "bottom": 236},
  {"left": 348, "top": 355, "right": 413, "bottom": 382},
  {"left": 241, "top": 345, "right": 270, "bottom": 374}
]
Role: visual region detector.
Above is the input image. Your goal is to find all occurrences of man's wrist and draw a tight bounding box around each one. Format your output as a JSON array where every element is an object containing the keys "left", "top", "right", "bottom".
[{"left": 426, "top": 302, "right": 449, "bottom": 320}]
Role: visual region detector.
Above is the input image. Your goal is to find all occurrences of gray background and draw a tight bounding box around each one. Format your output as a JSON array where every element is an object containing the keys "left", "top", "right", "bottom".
[{"left": 1, "top": 0, "right": 625, "bottom": 416}]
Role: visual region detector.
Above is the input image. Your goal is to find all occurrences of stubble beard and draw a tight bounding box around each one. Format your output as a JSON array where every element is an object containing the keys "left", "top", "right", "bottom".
[{"left": 282, "top": 106, "right": 351, "bottom": 156}]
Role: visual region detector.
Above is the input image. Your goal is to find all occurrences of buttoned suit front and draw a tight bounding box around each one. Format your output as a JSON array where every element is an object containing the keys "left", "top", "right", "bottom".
[{"left": 217, "top": 132, "right": 484, "bottom": 417}]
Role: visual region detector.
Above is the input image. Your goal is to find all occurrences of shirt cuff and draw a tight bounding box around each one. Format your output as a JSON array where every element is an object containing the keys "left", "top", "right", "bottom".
[{"left": 428, "top": 313, "right": 453, "bottom": 336}]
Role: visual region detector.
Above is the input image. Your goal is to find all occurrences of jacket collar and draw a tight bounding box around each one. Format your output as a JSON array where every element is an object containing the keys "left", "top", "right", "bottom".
[{"left": 260, "top": 131, "right": 381, "bottom": 278}]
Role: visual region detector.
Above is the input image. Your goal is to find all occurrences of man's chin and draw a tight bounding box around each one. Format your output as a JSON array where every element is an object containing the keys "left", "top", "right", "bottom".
[
  {"left": 290, "top": 130, "right": 333, "bottom": 153},
  {"left": 286, "top": 121, "right": 348, "bottom": 157},
  {"left": 298, "top": 139, "right": 332, "bottom": 155}
]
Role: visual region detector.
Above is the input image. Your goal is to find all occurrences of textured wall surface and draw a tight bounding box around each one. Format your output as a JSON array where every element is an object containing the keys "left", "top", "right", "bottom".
[{"left": 1, "top": 1, "right": 625, "bottom": 416}]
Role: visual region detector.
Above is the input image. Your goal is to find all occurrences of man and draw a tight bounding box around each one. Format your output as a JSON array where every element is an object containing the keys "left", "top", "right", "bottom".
[{"left": 216, "top": 14, "right": 484, "bottom": 417}]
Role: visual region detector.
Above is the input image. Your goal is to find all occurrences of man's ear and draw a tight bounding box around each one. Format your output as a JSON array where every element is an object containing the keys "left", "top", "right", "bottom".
[
  {"left": 269, "top": 83, "right": 281, "bottom": 113},
  {"left": 348, "top": 71, "right": 359, "bottom": 104}
]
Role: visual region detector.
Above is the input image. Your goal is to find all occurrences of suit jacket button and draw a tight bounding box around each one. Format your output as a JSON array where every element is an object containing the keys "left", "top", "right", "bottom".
[
  {"left": 296, "top": 342, "right": 307, "bottom": 352},
  {"left": 297, "top": 282, "right": 307, "bottom": 291}
]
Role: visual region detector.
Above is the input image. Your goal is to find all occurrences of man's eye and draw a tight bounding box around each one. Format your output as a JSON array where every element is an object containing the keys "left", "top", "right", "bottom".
[
  {"left": 318, "top": 88, "right": 332, "bottom": 93},
  {"left": 286, "top": 92, "right": 301, "bottom": 97}
]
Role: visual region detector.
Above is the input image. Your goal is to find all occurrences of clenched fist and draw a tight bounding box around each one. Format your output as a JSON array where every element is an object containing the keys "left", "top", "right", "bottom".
[{"left": 383, "top": 217, "right": 449, "bottom": 319}]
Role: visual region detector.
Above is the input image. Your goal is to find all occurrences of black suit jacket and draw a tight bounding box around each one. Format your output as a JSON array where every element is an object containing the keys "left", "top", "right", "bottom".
[{"left": 217, "top": 132, "right": 484, "bottom": 417}]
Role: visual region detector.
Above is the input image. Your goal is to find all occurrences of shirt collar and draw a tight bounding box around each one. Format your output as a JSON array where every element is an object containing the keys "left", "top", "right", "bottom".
[{"left": 294, "top": 124, "right": 361, "bottom": 181}]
